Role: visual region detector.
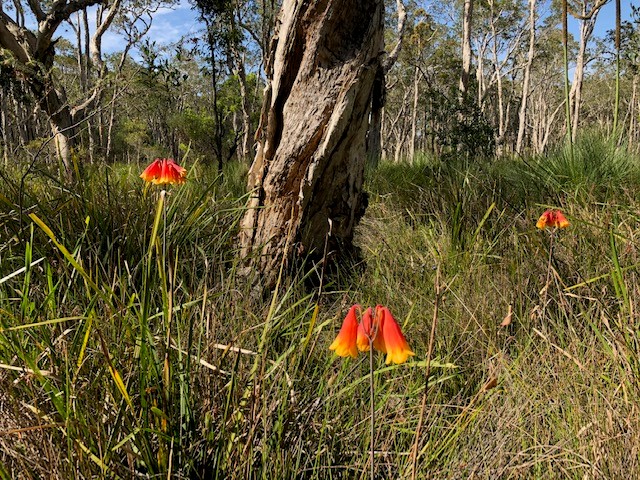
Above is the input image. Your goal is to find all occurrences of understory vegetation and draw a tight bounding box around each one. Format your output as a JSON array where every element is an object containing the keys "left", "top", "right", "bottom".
[{"left": 2, "top": 134, "right": 640, "bottom": 478}]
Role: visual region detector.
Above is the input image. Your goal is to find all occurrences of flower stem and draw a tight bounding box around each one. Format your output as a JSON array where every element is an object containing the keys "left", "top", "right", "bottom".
[
  {"left": 541, "top": 230, "right": 555, "bottom": 321},
  {"left": 369, "top": 338, "right": 375, "bottom": 480}
]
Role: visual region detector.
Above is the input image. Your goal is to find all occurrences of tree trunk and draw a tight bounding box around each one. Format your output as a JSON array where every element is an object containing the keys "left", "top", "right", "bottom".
[
  {"left": 40, "top": 80, "right": 76, "bottom": 174},
  {"left": 516, "top": 0, "right": 536, "bottom": 153},
  {"left": 569, "top": 0, "right": 605, "bottom": 142},
  {"left": 459, "top": 0, "right": 474, "bottom": 99},
  {"left": 239, "top": 0, "right": 384, "bottom": 288},
  {"left": 1, "top": 90, "right": 9, "bottom": 166},
  {"left": 409, "top": 63, "right": 420, "bottom": 160},
  {"left": 366, "top": 64, "right": 385, "bottom": 166},
  {"left": 489, "top": 0, "right": 506, "bottom": 147},
  {"left": 233, "top": 49, "right": 253, "bottom": 162},
  {"left": 366, "top": 0, "right": 405, "bottom": 168},
  {"left": 629, "top": 76, "right": 638, "bottom": 150}
]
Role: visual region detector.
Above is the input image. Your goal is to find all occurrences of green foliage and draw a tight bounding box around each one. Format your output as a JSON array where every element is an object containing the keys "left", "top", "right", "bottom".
[
  {"left": 3, "top": 149, "right": 640, "bottom": 478},
  {"left": 169, "top": 109, "right": 218, "bottom": 156},
  {"left": 523, "top": 132, "right": 640, "bottom": 197}
]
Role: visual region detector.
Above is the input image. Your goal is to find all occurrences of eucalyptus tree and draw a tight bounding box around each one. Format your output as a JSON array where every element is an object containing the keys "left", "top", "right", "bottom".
[
  {"left": 239, "top": 0, "right": 384, "bottom": 288},
  {"left": 516, "top": 0, "right": 537, "bottom": 152},
  {"left": 567, "top": 0, "right": 610, "bottom": 141},
  {"left": 459, "top": 0, "right": 474, "bottom": 98},
  {"left": 604, "top": 5, "right": 640, "bottom": 147},
  {"left": 192, "top": 0, "right": 258, "bottom": 168},
  {"left": 0, "top": 0, "right": 123, "bottom": 173}
]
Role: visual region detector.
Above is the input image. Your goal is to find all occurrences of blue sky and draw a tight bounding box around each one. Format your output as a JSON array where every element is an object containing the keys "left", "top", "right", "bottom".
[
  {"left": 590, "top": 0, "right": 634, "bottom": 38},
  {"left": 50, "top": 0, "right": 637, "bottom": 61}
]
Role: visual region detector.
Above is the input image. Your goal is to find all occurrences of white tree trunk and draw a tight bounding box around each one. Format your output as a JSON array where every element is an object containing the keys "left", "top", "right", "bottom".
[
  {"left": 569, "top": 0, "right": 605, "bottom": 141},
  {"left": 516, "top": 0, "right": 536, "bottom": 153},
  {"left": 459, "top": 0, "right": 474, "bottom": 98}
]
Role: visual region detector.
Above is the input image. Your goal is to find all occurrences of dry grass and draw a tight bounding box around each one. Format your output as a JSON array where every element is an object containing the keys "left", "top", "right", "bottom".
[{"left": 1, "top": 142, "right": 640, "bottom": 478}]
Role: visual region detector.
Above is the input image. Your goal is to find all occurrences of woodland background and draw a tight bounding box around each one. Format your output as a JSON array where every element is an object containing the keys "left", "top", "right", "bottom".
[{"left": 2, "top": 0, "right": 640, "bottom": 478}]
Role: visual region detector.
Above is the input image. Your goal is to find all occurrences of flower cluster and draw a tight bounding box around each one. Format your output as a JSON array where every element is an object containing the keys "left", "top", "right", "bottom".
[
  {"left": 329, "top": 305, "right": 414, "bottom": 365},
  {"left": 140, "top": 158, "right": 187, "bottom": 185},
  {"left": 536, "top": 209, "right": 569, "bottom": 230}
]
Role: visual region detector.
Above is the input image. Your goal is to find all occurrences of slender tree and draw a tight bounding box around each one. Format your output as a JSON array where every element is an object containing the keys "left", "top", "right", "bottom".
[
  {"left": 515, "top": 0, "right": 537, "bottom": 152},
  {"left": 459, "top": 0, "right": 474, "bottom": 99}
]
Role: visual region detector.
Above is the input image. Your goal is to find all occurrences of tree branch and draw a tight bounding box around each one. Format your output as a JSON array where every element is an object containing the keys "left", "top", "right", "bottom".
[
  {"left": 568, "top": 0, "right": 609, "bottom": 20},
  {"left": 383, "top": 0, "right": 406, "bottom": 72},
  {"left": 35, "top": 0, "right": 103, "bottom": 58},
  {"left": 0, "top": 11, "right": 34, "bottom": 64},
  {"left": 26, "top": 0, "right": 45, "bottom": 23},
  {"left": 90, "top": 0, "right": 122, "bottom": 71}
]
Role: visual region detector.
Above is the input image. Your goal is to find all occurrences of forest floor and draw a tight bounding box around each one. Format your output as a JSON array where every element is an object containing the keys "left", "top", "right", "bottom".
[{"left": 2, "top": 136, "right": 640, "bottom": 478}]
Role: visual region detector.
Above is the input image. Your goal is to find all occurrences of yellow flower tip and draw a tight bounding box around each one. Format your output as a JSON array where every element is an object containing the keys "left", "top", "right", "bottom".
[
  {"left": 140, "top": 158, "right": 162, "bottom": 183},
  {"left": 536, "top": 213, "right": 549, "bottom": 230},
  {"left": 554, "top": 211, "right": 569, "bottom": 228},
  {"left": 330, "top": 304, "right": 360, "bottom": 358},
  {"left": 377, "top": 306, "right": 413, "bottom": 365}
]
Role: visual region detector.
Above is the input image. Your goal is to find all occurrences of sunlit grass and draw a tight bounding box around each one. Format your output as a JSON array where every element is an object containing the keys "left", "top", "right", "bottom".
[{"left": 1, "top": 147, "right": 640, "bottom": 478}]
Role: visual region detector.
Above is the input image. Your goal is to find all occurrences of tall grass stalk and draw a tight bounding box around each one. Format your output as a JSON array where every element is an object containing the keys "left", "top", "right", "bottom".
[{"left": 2, "top": 155, "right": 640, "bottom": 477}]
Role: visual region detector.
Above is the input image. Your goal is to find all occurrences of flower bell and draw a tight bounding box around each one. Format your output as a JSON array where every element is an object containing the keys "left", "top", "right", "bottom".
[
  {"left": 331, "top": 304, "right": 414, "bottom": 365},
  {"left": 329, "top": 304, "right": 360, "bottom": 358},
  {"left": 140, "top": 158, "right": 187, "bottom": 185},
  {"left": 536, "top": 209, "right": 569, "bottom": 230}
]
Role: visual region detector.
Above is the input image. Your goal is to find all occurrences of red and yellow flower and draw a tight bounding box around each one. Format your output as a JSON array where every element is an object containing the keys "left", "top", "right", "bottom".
[
  {"left": 329, "top": 304, "right": 360, "bottom": 358},
  {"left": 536, "top": 209, "right": 569, "bottom": 230},
  {"left": 140, "top": 158, "right": 187, "bottom": 185},
  {"left": 331, "top": 304, "right": 414, "bottom": 365}
]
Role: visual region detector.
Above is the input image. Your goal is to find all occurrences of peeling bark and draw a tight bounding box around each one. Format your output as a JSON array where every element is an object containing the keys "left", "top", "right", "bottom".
[{"left": 239, "top": 0, "right": 384, "bottom": 288}]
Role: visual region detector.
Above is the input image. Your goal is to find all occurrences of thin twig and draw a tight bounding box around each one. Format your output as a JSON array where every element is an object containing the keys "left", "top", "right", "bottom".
[
  {"left": 410, "top": 266, "right": 441, "bottom": 480},
  {"left": 369, "top": 337, "right": 375, "bottom": 480}
]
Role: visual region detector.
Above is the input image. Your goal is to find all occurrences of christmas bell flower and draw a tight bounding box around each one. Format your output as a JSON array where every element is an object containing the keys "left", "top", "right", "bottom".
[
  {"left": 140, "top": 158, "right": 187, "bottom": 185},
  {"left": 331, "top": 304, "right": 413, "bottom": 365},
  {"left": 376, "top": 306, "right": 414, "bottom": 365},
  {"left": 329, "top": 304, "right": 360, "bottom": 358},
  {"left": 536, "top": 209, "right": 569, "bottom": 230},
  {"left": 357, "top": 307, "right": 386, "bottom": 353}
]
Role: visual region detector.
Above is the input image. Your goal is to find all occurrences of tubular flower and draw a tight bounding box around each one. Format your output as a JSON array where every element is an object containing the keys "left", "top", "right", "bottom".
[
  {"left": 536, "top": 209, "right": 569, "bottom": 230},
  {"left": 356, "top": 307, "right": 386, "bottom": 353},
  {"left": 376, "top": 306, "right": 414, "bottom": 365},
  {"left": 331, "top": 304, "right": 413, "bottom": 364},
  {"left": 329, "top": 304, "right": 360, "bottom": 358},
  {"left": 140, "top": 158, "right": 187, "bottom": 185}
]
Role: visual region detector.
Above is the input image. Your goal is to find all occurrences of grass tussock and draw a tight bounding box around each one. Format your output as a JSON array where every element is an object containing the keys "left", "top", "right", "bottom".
[{"left": 1, "top": 141, "right": 640, "bottom": 478}]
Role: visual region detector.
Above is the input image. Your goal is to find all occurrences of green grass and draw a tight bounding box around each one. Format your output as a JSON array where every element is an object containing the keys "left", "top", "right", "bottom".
[{"left": 2, "top": 143, "right": 640, "bottom": 478}]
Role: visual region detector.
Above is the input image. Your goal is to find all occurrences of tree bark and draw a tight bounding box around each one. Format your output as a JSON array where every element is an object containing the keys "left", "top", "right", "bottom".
[
  {"left": 366, "top": 0, "right": 405, "bottom": 167},
  {"left": 459, "top": 0, "right": 474, "bottom": 99},
  {"left": 516, "top": 0, "right": 536, "bottom": 153},
  {"left": 569, "top": 0, "right": 605, "bottom": 141},
  {"left": 239, "top": 0, "right": 384, "bottom": 288}
]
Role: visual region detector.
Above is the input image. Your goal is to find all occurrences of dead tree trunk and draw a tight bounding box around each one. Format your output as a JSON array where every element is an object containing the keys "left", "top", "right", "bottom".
[{"left": 239, "top": 0, "right": 384, "bottom": 288}]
